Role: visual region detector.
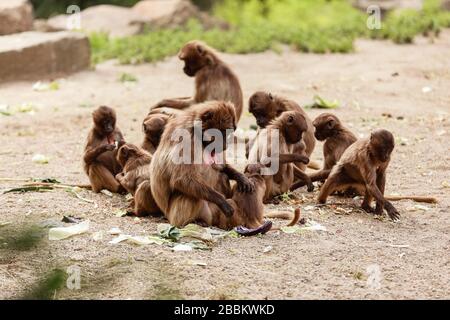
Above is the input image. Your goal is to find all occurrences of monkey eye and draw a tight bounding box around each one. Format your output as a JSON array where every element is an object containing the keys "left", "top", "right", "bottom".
[
  {"left": 268, "top": 93, "right": 274, "bottom": 100},
  {"left": 287, "top": 115, "right": 294, "bottom": 124},
  {"left": 327, "top": 121, "right": 334, "bottom": 129}
]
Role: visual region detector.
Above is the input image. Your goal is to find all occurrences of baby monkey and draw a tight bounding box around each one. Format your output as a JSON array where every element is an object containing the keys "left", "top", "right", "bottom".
[
  {"left": 291, "top": 113, "right": 356, "bottom": 190},
  {"left": 318, "top": 129, "right": 400, "bottom": 221}
]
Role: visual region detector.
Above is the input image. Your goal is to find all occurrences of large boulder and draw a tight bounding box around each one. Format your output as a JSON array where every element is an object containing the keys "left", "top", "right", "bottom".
[
  {"left": 131, "top": 0, "right": 227, "bottom": 30},
  {"left": 0, "top": 31, "right": 90, "bottom": 82},
  {"left": 0, "top": 0, "right": 33, "bottom": 35},
  {"left": 47, "top": 1, "right": 227, "bottom": 37},
  {"left": 47, "top": 5, "right": 143, "bottom": 37}
]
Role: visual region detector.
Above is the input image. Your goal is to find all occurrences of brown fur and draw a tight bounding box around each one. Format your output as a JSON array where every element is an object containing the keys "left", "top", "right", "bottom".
[
  {"left": 247, "top": 111, "right": 312, "bottom": 202},
  {"left": 213, "top": 164, "right": 300, "bottom": 229},
  {"left": 83, "top": 106, "right": 125, "bottom": 193},
  {"left": 141, "top": 113, "right": 170, "bottom": 154},
  {"left": 318, "top": 129, "right": 400, "bottom": 221},
  {"left": 248, "top": 91, "right": 316, "bottom": 187},
  {"left": 291, "top": 113, "right": 357, "bottom": 190},
  {"left": 150, "top": 101, "right": 255, "bottom": 228},
  {"left": 151, "top": 40, "right": 244, "bottom": 120},
  {"left": 116, "top": 143, "right": 160, "bottom": 217}
]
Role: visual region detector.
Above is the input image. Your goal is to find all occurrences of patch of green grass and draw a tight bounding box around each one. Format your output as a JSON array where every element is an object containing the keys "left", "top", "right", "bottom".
[
  {"left": 89, "top": 0, "right": 450, "bottom": 64},
  {"left": 1, "top": 224, "right": 46, "bottom": 251},
  {"left": 21, "top": 268, "right": 67, "bottom": 300}
]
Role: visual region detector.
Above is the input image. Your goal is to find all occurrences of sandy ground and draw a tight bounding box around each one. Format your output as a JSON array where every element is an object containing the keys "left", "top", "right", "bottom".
[{"left": 0, "top": 31, "right": 449, "bottom": 300}]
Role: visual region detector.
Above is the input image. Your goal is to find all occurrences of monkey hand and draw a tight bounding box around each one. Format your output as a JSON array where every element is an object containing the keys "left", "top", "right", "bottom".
[
  {"left": 219, "top": 201, "right": 234, "bottom": 217},
  {"left": 115, "top": 172, "right": 125, "bottom": 181},
  {"left": 296, "top": 155, "right": 310, "bottom": 165},
  {"left": 102, "top": 144, "right": 116, "bottom": 152},
  {"left": 236, "top": 176, "right": 255, "bottom": 193},
  {"left": 306, "top": 182, "right": 314, "bottom": 192},
  {"left": 385, "top": 203, "right": 400, "bottom": 221}
]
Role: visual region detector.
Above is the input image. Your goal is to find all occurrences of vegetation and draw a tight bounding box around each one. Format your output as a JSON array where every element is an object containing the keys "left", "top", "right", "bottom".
[{"left": 34, "top": 0, "right": 450, "bottom": 64}]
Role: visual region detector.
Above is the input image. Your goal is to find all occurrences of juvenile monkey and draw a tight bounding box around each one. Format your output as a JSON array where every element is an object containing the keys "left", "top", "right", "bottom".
[
  {"left": 151, "top": 40, "right": 244, "bottom": 120},
  {"left": 212, "top": 163, "right": 300, "bottom": 232},
  {"left": 141, "top": 113, "right": 170, "bottom": 154},
  {"left": 150, "top": 101, "right": 254, "bottom": 228},
  {"left": 83, "top": 106, "right": 125, "bottom": 193},
  {"left": 248, "top": 91, "right": 317, "bottom": 186},
  {"left": 318, "top": 129, "right": 400, "bottom": 221},
  {"left": 116, "top": 143, "right": 160, "bottom": 217},
  {"left": 247, "top": 111, "right": 312, "bottom": 201},
  {"left": 291, "top": 113, "right": 357, "bottom": 190}
]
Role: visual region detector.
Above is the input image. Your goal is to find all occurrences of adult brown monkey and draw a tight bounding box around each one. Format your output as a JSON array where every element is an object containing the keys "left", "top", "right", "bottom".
[
  {"left": 151, "top": 40, "right": 244, "bottom": 121},
  {"left": 248, "top": 91, "right": 318, "bottom": 187},
  {"left": 83, "top": 106, "right": 125, "bottom": 193},
  {"left": 150, "top": 101, "right": 254, "bottom": 228},
  {"left": 247, "top": 111, "right": 312, "bottom": 201},
  {"left": 291, "top": 113, "right": 357, "bottom": 190},
  {"left": 318, "top": 129, "right": 400, "bottom": 221},
  {"left": 116, "top": 143, "right": 160, "bottom": 217}
]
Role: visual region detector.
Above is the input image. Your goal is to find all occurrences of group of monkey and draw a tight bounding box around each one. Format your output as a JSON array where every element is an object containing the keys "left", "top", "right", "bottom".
[{"left": 83, "top": 40, "right": 406, "bottom": 235}]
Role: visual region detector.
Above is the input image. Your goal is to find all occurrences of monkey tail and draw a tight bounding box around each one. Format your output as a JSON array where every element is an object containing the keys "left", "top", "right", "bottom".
[
  {"left": 385, "top": 196, "right": 438, "bottom": 204},
  {"left": 265, "top": 208, "right": 301, "bottom": 230},
  {"left": 307, "top": 160, "right": 321, "bottom": 170}
]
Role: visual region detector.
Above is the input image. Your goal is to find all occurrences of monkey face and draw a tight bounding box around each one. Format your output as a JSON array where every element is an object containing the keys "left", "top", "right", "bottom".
[
  {"left": 249, "top": 92, "right": 284, "bottom": 128},
  {"left": 93, "top": 106, "right": 116, "bottom": 136},
  {"left": 281, "top": 111, "right": 307, "bottom": 144},
  {"left": 178, "top": 42, "right": 210, "bottom": 77},
  {"left": 313, "top": 114, "right": 337, "bottom": 141},
  {"left": 199, "top": 102, "right": 236, "bottom": 153},
  {"left": 370, "top": 129, "right": 395, "bottom": 162}
]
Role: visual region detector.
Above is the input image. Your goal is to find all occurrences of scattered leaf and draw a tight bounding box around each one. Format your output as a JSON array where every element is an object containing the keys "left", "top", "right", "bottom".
[
  {"left": 263, "top": 245, "right": 273, "bottom": 253},
  {"left": 3, "top": 186, "right": 53, "bottom": 194},
  {"left": 108, "top": 227, "right": 122, "bottom": 235},
  {"left": 172, "top": 244, "right": 193, "bottom": 252},
  {"left": 119, "top": 73, "right": 138, "bottom": 83},
  {"left": 114, "top": 209, "right": 127, "bottom": 217},
  {"left": 32, "top": 154, "right": 49, "bottom": 164},
  {"left": 100, "top": 189, "right": 113, "bottom": 197},
  {"left": 32, "top": 81, "right": 59, "bottom": 92},
  {"left": 304, "top": 95, "right": 339, "bottom": 109},
  {"left": 48, "top": 220, "right": 90, "bottom": 240}
]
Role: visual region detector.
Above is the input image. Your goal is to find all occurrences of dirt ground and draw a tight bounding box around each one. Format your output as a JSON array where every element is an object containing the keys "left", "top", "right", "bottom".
[{"left": 0, "top": 31, "right": 449, "bottom": 300}]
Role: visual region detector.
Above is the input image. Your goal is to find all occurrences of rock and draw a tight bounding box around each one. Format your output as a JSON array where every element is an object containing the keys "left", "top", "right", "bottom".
[
  {"left": 0, "top": 31, "right": 90, "bottom": 83},
  {"left": 0, "top": 0, "right": 33, "bottom": 35},
  {"left": 48, "top": 5, "right": 143, "bottom": 37},
  {"left": 132, "top": 0, "right": 229, "bottom": 30},
  {"left": 47, "top": 1, "right": 228, "bottom": 37},
  {"left": 353, "top": 0, "right": 423, "bottom": 15}
]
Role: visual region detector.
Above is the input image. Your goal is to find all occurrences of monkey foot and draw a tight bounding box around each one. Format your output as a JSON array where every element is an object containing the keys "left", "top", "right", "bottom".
[{"left": 235, "top": 220, "right": 273, "bottom": 237}]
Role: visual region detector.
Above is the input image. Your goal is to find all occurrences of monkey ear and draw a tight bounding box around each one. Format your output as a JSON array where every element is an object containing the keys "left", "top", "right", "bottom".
[
  {"left": 201, "top": 111, "right": 214, "bottom": 122},
  {"left": 327, "top": 118, "right": 336, "bottom": 129},
  {"left": 196, "top": 44, "right": 206, "bottom": 56},
  {"left": 268, "top": 93, "right": 274, "bottom": 100},
  {"left": 287, "top": 115, "right": 294, "bottom": 124}
]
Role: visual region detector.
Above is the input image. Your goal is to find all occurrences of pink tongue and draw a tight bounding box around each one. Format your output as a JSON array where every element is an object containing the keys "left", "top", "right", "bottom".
[{"left": 204, "top": 151, "right": 217, "bottom": 165}]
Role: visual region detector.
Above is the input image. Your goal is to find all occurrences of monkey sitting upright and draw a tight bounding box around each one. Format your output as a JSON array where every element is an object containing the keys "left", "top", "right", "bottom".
[
  {"left": 83, "top": 106, "right": 125, "bottom": 193},
  {"left": 151, "top": 40, "right": 244, "bottom": 121},
  {"left": 248, "top": 91, "right": 318, "bottom": 189},
  {"left": 291, "top": 113, "right": 357, "bottom": 190},
  {"left": 247, "top": 110, "right": 312, "bottom": 201},
  {"left": 318, "top": 129, "right": 400, "bottom": 221}
]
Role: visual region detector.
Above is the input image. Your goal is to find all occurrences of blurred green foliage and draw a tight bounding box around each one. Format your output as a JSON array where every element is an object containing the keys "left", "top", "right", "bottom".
[{"left": 89, "top": 0, "right": 450, "bottom": 64}]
